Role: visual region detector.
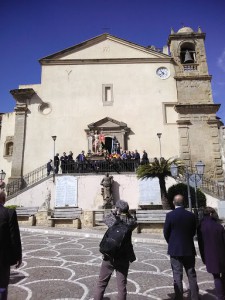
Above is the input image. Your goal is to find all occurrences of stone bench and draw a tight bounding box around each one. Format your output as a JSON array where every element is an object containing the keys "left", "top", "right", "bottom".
[
  {"left": 93, "top": 210, "right": 105, "bottom": 226},
  {"left": 136, "top": 210, "right": 171, "bottom": 233},
  {"left": 16, "top": 207, "right": 39, "bottom": 226},
  {"left": 48, "top": 207, "right": 82, "bottom": 228}
]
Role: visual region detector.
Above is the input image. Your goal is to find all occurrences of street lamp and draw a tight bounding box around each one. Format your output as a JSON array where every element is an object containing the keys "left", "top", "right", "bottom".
[
  {"left": 189, "top": 161, "right": 205, "bottom": 210},
  {"left": 170, "top": 161, "right": 205, "bottom": 212},
  {"left": 170, "top": 163, "right": 192, "bottom": 211},
  {"left": 51, "top": 136, "right": 57, "bottom": 182},
  {"left": 0, "top": 170, "right": 6, "bottom": 190},
  {"left": 157, "top": 133, "right": 162, "bottom": 158}
]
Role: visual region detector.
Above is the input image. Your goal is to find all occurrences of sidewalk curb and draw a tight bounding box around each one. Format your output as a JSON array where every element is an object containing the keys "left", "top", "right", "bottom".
[{"left": 20, "top": 227, "right": 167, "bottom": 245}]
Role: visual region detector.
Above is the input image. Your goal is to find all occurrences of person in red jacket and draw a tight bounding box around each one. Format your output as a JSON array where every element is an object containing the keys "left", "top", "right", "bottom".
[{"left": 0, "top": 191, "right": 22, "bottom": 300}]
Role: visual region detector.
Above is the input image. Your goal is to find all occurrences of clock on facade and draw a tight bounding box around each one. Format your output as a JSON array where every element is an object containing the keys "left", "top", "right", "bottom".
[{"left": 156, "top": 67, "right": 170, "bottom": 79}]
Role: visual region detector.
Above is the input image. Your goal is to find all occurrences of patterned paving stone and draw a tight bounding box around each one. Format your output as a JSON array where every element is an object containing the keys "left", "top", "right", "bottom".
[{"left": 7, "top": 230, "right": 216, "bottom": 300}]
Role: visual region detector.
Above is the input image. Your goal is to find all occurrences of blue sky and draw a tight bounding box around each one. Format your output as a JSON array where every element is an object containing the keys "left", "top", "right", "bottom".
[{"left": 1, "top": 0, "right": 225, "bottom": 122}]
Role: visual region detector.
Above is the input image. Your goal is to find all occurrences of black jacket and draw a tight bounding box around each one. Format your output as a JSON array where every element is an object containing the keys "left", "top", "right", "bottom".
[
  {"left": 104, "top": 212, "right": 137, "bottom": 262},
  {"left": 0, "top": 205, "right": 22, "bottom": 268}
]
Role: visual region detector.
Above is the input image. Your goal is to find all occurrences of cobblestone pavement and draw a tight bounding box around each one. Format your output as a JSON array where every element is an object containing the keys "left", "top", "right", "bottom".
[{"left": 8, "top": 228, "right": 216, "bottom": 300}]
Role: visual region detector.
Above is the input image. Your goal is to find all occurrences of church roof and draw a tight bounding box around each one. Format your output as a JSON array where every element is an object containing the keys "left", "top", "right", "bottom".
[{"left": 39, "top": 33, "right": 170, "bottom": 63}]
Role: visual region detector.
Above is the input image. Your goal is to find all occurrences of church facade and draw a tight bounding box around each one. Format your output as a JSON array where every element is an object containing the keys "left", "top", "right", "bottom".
[{"left": 0, "top": 26, "right": 223, "bottom": 183}]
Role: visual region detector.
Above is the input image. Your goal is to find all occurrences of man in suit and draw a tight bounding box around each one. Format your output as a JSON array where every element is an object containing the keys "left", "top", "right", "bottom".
[
  {"left": 0, "top": 191, "right": 22, "bottom": 300},
  {"left": 164, "top": 194, "right": 199, "bottom": 300}
]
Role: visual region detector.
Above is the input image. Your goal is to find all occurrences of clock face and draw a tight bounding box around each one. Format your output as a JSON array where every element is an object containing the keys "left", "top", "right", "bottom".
[{"left": 156, "top": 67, "right": 170, "bottom": 79}]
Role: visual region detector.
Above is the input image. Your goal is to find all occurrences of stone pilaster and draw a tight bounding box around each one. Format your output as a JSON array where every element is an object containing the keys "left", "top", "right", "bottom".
[
  {"left": 177, "top": 120, "right": 191, "bottom": 166},
  {"left": 9, "top": 89, "right": 35, "bottom": 182}
]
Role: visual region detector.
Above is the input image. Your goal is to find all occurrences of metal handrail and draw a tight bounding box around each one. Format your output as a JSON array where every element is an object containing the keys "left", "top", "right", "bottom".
[
  {"left": 201, "top": 177, "right": 225, "bottom": 200},
  {"left": 6, "top": 164, "right": 47, "bottom": 196},
  {"left": 6, "top": 159, "right": 141, "bottom": 197}
]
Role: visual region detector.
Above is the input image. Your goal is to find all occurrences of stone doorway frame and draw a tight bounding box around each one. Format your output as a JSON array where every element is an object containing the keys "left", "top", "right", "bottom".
[{"left": 85, "top": 117, "right": 131, "bottom": 152}]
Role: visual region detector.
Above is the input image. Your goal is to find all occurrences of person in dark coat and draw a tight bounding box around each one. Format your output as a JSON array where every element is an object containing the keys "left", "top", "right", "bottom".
[
  {"left": 60, "top": 152, "right": 68, "bottom": 173},
  {"left": 141, "top": 150, "right": 149, "bottom": 164},
  {"left": 94, "top": 200, "right": 137, "bottom": 300},
  {"left": 47, "top": 159, "right": 53, "bottom": 176},
  {"left": 198, "top": 206, "right": 225, "bottom": 300},
  {"left": 164, "top": 194, "right": 199, "bottom": 300},
  {"left": 0, "top": 191, "right": 22, "bottom": 300},
  {"left": 54, "top": 153, "right": 60, "bottom": 174}
]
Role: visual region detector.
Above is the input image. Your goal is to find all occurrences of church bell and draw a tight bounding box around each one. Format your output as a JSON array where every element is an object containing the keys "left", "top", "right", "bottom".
[{"left": 184, "top": 50, "right": 194, "bottom": 63}]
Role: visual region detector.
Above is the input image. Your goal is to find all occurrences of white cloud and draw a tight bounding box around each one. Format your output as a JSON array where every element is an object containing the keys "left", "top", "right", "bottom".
[{"left": 218, "top": 49, "right": 225, "bottom": 72}]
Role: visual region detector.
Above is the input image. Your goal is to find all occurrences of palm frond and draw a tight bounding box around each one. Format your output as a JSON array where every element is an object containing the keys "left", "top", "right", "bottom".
[{"left": 136, "top": 157, "right": 185, "bottom": 180}]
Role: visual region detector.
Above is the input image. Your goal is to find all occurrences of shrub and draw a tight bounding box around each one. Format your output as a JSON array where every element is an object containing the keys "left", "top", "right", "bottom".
[
  {"left": 5, "top": 205, "right": 18, "bottom": 210},
  {"left": 167, "top": 183, "right": 206, "bottom": 209}
]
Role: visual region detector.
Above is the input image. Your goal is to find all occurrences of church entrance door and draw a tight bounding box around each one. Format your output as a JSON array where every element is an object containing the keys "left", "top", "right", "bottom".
[{"left": 105, "top": 137, "right": 113, "bottom": 154}]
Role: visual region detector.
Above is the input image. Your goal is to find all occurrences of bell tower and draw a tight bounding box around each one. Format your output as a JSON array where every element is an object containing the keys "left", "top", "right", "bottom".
[{"left": 168, "top": 27, "right": 223, "bottom": 179}]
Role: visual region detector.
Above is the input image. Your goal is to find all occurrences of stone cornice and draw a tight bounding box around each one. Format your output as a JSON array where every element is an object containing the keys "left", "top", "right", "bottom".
[
  {"left": 175, "top": 104, "right": 221, "bottom": 114},
  {"left": 168, "top": 33, "right": 206, "bottom": 44},
  {"left": 40, "top": 57, "right": 173, "bottom": 65},
  {"left": 10, "top": 88, "right": 35, "bottom": 101},
  {"left": 174, "top": 75, "right": 212, "bottom": 81}
]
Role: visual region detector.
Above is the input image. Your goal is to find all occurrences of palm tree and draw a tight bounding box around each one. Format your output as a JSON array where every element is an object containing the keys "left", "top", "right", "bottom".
[{"left": 136, "top": 157, "right": 184, "bottom": 209}]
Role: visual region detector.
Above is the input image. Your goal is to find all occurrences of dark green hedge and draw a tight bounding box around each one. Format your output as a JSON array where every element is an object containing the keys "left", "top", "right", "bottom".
[
  {"left": 167, "top": 183, "right": 206, "bottom": 209},
  {"left": 5, "top": 205, "right": 18, "bottom": 210}
]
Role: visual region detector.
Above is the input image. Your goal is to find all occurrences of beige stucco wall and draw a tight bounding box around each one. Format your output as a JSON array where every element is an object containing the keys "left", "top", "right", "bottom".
[
  {"left": 0, "top": 112, "right": 15, "bottom": 181},
  {"left": 19, "top": 59, "right": 179, "bottom": 174},
  {"left": 6, "top": 174, "right": 176, "bottom": 210}
]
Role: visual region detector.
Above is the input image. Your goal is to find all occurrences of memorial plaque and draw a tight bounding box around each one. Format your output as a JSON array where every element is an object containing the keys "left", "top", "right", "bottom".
[
  {"left": 138, "top": 178, "right": 161, "bottom": 205},
  {"left": 55, "top": 176, "right": 78, "bottom": 207}
]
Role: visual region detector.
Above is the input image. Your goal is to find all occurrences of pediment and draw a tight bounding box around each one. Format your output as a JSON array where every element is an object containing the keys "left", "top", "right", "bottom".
[
  {"left": 40, "top": 34, "right": 170, "bottom": 63},
  {"left": 87, "top": 117, "right": 128, "bottom": 130}
]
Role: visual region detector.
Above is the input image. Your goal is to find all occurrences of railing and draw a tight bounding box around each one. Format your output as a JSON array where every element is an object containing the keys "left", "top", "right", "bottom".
[
  {"left": 6, "top": 164, "right": 47, "bottom": 196},
  {"left": 6, "top": 159, "right": 141, "bottom": 197},
  {"left": 61, "top": 159, "right": 140, "bottom": 174},
  {"left": 201, "top": 177, "right": 225, "bottom": 200},
  {"left": 183, "top": 64, "right": 198, "bottom": 71}
]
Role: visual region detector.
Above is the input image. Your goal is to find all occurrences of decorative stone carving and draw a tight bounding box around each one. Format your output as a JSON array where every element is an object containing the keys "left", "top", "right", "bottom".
[{"left": 101, "top": 173, "right": 114, "bottom": 209}]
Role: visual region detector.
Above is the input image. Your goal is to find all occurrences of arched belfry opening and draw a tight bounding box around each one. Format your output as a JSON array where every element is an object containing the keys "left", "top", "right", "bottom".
[
  {"left": 180, "top": 42, "right": 196, "bottom": 64},
  {"left": 85, "top": 117, "right": 131, "bottom": 154}
]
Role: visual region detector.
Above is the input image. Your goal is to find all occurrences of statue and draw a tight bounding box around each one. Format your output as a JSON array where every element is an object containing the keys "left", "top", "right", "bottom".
[
  {"left": 101, "top": 173, "right": 114, "bottom": 208},
  {"left": 93, "top": 131, "right": 100, "bottom": 154}
]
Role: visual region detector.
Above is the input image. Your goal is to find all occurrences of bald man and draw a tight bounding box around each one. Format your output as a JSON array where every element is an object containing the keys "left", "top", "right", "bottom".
[
  {"left": 164, "top": 194, "right": 199, "bottom": 300},
  {"left": 0, "top": 191, "right": 22, "bottom": 300}
]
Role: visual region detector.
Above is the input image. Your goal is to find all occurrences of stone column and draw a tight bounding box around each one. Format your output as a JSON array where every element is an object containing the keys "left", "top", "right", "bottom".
[{"left": 9, "top": 89, "right": 34, "bottom": 182}]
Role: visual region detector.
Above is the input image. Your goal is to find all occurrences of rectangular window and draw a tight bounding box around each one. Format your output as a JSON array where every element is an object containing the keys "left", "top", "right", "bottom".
[{"left": 102, "top": 84, "right": 113, "bottom": 106}]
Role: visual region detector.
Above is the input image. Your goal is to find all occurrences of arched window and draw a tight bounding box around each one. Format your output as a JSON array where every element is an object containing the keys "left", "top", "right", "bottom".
[
  {"left": 4, "top": 141, "right": 13, "bottom": 156},
  {"left": 180, "top": 42, "right": 196, "bottom": 64}
]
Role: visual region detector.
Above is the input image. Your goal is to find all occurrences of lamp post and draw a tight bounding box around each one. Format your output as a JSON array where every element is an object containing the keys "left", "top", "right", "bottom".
[
  {"left": 189, "top": 161, "right": 205, "bottom": 211},
  {"left": 170, "top": 161, "right": 205, "bottom": 212},
  {"left": 51, "top": 136, "right": 57, "bottom": 182},
  {"left": 157, "top": 133, "right": 162, "bottom": 158},
  {"left": 0, "top": 170, "right": 6, "bottom": 190}
]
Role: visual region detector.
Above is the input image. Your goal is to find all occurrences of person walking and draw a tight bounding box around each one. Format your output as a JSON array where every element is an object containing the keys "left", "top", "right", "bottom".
[
  {"left": 164, "top": 194, "right": 199, "bottom": 300},
  {"left": 198, "top": 207, "right": 225, "bottom": 300},
  {"left": 93, "top": 200, "right": 137, "bottom": 300},
  {"left": 47, "top": 159, "right": 53, "bottom": 176},
  {"left": 0, "top": 191, "right": 22, "bottom": 300}
]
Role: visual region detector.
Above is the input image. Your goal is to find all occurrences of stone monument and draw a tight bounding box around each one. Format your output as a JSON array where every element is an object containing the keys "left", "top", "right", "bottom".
[{"left": 100, "top": 173, "right": 114, "bottom": 208}]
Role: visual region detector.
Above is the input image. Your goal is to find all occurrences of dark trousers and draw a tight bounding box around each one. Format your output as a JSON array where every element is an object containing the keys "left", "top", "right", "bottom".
[
  {"left": 213, "top": 273, "right": 225, "bottom": 300},
  {"left": 94, "top": 258, "right": 129, "bottom": 300},
  {"left": 0, "top": 265, "right": 10, "bottom": 300},
  {"left": 170, "top": 256, "right": 199, "bottom": 300}
]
